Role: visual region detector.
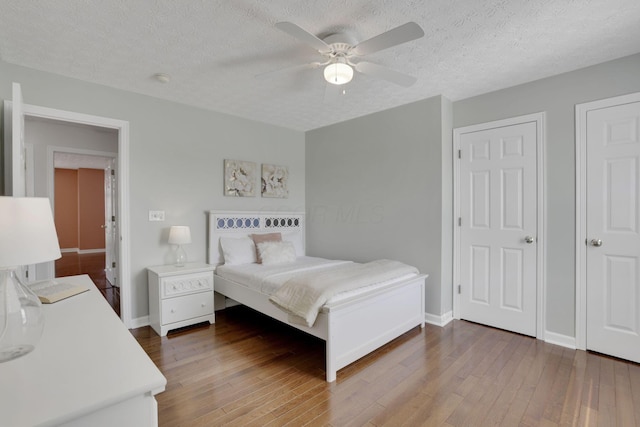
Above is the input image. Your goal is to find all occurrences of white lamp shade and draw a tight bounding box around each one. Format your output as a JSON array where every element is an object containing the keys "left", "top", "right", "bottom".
[
  {"left": 168, "top": 226, "right": 191, "bottom": 245},
  {"left": 324, "top": 62, "right": 353, "bottom": 85},
  {"left": 0, "top": 197, "right": 61, "bottom": 268}
]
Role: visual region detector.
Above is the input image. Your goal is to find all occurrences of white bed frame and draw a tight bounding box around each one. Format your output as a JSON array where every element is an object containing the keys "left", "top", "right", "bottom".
[{"left": 207, "top": 211, "right": 427, "bottom": 382}]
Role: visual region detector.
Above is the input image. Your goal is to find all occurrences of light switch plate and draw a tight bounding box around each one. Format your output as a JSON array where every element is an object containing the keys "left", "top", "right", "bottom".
[{"left": 149, "top": 210, "right": 165, "bottom": 221}]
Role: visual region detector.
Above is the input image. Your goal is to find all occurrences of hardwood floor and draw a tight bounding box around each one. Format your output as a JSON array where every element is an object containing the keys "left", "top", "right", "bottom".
[
  {"left": 132, "top": 306, "right": 640, "bottom": 426},
  {"left": 55, "top": 251, "right": 120, "bottom": 316}
]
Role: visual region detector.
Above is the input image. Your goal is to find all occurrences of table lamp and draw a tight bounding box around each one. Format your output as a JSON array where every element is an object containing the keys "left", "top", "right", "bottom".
[
  {"left": 0, "top": 197, "right": 61, "bottom": 363},
  {"left": 168, "top": 226, "right": 191, "bottom": 267}
]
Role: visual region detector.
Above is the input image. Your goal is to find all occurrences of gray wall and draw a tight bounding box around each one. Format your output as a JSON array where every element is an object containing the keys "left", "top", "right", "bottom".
[
  {"left": 439, "top": 97, "right": 453, "bottom": 315},
  {"left": 0, "top": 60, "right": 306, "bottom": 321},
  {"left": 454, "top": 53, "right": 640, "bottom": 337},
  {"left": 306, "top": 96, "right": 450, "bottom": 316},
  {"left": 25, "top": 118, "right": 118, "bottom": 197}
]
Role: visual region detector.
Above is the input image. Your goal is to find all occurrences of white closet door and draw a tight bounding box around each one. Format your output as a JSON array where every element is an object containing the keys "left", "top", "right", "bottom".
[
  {"left": 586, "top": 100, "right": 640, "bottom": 363},
  {"left": 459, "top": 121, "right": 538, "bottom": 336}
]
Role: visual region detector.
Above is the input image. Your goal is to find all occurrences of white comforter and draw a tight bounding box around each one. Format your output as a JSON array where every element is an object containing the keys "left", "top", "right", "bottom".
[{"left": 269, "top": 259, "right": 419, "bottom": 327}]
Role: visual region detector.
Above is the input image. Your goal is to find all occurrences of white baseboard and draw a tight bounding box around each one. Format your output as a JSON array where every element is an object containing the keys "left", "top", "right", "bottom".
[
  {"left": 61, "top": 248, "right": 79, "bottom": 253},
  {"left": 425, "top": 311, "right": 453, "bottom": 327},
  {"left": 544, "top": 330, "right": 576, "bottom": 349},
  {"left": 129, "top": 315, "right": 149, "bottom": 330},
  {"left": 78, "top": 248, "right": 106, "bottom": 254}
]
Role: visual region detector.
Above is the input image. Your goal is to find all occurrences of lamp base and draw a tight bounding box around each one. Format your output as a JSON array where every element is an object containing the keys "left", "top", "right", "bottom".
[
  {"left": 0, "top": 269, "right": 44, "bottom": 363},
  {"left": 175, "top": 245, "right": 187, "bottom": 267},
  {"left": 0, "top": 344, "right": 35, "bottom": 363}
]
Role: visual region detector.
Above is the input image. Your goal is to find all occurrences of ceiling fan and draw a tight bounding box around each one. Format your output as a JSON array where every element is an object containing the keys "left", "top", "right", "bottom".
[{"left": 270, "top": 21, "right": 425, "bottom": 88}]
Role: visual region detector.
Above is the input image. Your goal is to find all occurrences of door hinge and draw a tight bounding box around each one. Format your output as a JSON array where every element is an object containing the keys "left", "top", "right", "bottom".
[
  {"left": 458, "top": 217, "right": 462, "bottom": 226},
  {"left": 111, "top": 169, "right": 115, "bottom": 176},
  {"left": 458, "top": 285, "right": 461, "bottom": 294},
  {"left": 25, "top": 269, "right": 29, "bottom": 279},
  {"left": 458, "top": 149, "right": 461, "bottom": 159},
  {"left": 111, "top": 215, "right": 116, "bottom": 222},
  {"left": 112, "top": 261, "right": 116, "bottom": 268}
]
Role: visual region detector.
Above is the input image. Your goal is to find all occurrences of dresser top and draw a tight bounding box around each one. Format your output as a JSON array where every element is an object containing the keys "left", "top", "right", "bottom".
[{"left": 0, "top": 274, "right": 166, "bottom": 427}]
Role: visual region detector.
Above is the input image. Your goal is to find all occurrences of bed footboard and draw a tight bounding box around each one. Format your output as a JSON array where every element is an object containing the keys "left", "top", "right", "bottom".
[
  {"left": 214, "top": 273, "right": 427, "bottom": 382},
  {"left": 324, "top": 274, "right": 426, "bottom": 382}
]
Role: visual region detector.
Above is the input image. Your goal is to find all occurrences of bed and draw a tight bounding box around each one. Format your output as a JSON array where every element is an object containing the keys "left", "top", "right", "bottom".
[{"left": 207, "top": 211, "right": 427, "bottom": 382}]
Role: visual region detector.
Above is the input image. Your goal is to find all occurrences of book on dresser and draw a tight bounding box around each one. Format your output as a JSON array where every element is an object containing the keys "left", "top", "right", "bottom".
[{"left": 27, "top": 279, "right": 90, "bottom": 303}]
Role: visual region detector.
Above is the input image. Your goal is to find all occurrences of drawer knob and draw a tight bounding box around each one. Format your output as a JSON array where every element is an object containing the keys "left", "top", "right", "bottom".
[
  {"left": 172, "top": 285, "right": 177, "bottom": 290},
  {"left": 201, "top": 303, "right": 206, "bottom": 307},
  {"left": 171, "top": 309, "right": 175, "bottom": 313}
]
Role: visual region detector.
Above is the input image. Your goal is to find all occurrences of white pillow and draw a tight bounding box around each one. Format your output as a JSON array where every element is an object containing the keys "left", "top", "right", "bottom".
[
  {"left": 282, "top": 231, "right": 304, "bottom": 256},
  {"left": 220, "top": 236, "right": 256, "bottom": 265},
  {"left": 257, "top": 241, "right": 296, "bottom": 266}
]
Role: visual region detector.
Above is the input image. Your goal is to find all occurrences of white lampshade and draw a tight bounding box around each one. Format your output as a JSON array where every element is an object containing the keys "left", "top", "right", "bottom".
[
  {"left": 0, "top": 197, "right": 61, "bottom": 268},
  {"left": 1, "top": 197, "right": 60, "bottom": 363},
  {"left": 324, "top": 62, "right": 353, "bottom": 85},
  {"left": 168, "top": 226, "right": 191, "bottom": 245}
]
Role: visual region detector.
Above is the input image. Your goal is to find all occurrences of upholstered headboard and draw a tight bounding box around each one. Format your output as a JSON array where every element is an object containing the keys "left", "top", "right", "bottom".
[{"left": 207, "top": 211, "right": 305, "bottom": 265}]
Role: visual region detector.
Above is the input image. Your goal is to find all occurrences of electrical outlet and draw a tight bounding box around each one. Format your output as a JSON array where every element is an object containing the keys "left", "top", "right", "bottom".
[{"left": 149, "top": 210, "right": 165, "bottom": 221}]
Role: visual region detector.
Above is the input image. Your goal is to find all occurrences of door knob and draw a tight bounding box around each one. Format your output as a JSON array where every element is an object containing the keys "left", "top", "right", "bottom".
[
  {"left": 524, "top": 236, "right": 535, "bottom": 244},
  {"left": 590, "top": 239, "right": 603, "bottom": 247}
]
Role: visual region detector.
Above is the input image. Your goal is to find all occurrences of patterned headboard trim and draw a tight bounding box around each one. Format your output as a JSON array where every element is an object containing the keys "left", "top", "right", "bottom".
[{"left": 207, "top": 211, "right": 305, "bottom": 265}]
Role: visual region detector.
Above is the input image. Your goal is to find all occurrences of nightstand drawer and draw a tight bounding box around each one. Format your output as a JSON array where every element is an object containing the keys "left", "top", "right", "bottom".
[
  {"left": 161, "top": 272, "right": 213, "bottom": 298},
  {"left": 162, "top": 292, "right": 213, "bottom": 324}
]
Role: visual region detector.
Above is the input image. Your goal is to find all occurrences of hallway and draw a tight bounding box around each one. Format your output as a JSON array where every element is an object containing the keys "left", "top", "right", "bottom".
[{"left": 55, "top": 252, "right": 120, "bottom": 316}]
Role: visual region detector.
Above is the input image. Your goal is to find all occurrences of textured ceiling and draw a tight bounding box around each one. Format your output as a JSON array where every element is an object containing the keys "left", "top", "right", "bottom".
[{"left": 2, "top": 0, "right": 640, "bottom": 131}]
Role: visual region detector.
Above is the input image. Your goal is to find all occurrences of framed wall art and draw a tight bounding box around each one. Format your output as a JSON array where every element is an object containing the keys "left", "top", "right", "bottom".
[
  {"left": 261, "top": 164, "right": 289, "bottom": 198},
  {"left": 224, "top": 159, "right": 256, "bottom": 197}
]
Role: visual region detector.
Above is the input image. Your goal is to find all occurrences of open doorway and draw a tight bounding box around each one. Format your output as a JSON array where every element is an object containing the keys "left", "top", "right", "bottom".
[
  {"left": 51, "top": 150, "right": 119, "bottom": 315},
  {"left": 5, "top": 83, "right": 132, "bottom": 326},
  {"left": 22, "top": 116, "right": 120, "bottom": 316}
]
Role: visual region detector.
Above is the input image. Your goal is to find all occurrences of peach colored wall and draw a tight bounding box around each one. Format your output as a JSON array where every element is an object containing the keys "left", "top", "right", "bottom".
[
  {"left": 78, "top": 168, "right": 105, "bottom": 250},
  {"left": 54, "top": 169, "right": 79, "bottom": 249}
]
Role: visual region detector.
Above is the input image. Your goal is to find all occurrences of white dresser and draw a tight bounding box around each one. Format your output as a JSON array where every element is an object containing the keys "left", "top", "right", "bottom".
[
  {"left": 0, "top": 274, "right": 166, "bottom": 427},
  {"left": 147, "top": 263, "right": 215, "bottom": 336}
]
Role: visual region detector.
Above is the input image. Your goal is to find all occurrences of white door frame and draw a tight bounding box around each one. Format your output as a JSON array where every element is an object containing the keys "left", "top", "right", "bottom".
[
  {"left": 453, "top": 112, "right": 546, "bottom": 339},
  {"left": 575, "top": 91, "right": 640, "bottom": 350},
  {"left": 13, "top": 102, "right": 132, "bottom": 328}
]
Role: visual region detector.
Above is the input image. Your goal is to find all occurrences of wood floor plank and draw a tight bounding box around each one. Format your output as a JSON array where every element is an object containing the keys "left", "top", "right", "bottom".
[
  {"left": 478, "top": 338, "right": 536, "bottom": 425},
  {"left": 613, "top": 360, "right": 637, "bottom": 426},
  {"left": 130, "top": 305, "right": 640, "bottom": 427},
  {"left": 519, "top": 344, "right": 564, "bottom": 426},
  {"left": 557, "top": 349, "right": 587, "bottom": 425},
  {"left": 629, "top": 361, "right": 640, "bottom": 426},
  {"left": 541, "top": 348, "right": 576, "bottom": 423},
  {"left": 597, "top": 357, "right": 617, "bottom": 427}
]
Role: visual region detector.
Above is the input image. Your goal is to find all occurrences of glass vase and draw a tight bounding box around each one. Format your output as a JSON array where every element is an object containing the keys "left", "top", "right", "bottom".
[{"left": 0, "top": 269, "right": 45, "bottom": 363}]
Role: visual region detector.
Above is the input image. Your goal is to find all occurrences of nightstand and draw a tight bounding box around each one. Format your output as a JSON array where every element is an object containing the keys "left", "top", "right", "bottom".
[{"left": 147, "top": 262, "right": 215, "bottom": 336}]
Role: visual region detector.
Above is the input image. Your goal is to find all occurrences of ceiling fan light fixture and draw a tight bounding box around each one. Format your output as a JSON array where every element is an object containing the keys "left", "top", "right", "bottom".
[{"left": 324, "top": 62, "right": 353, "bottom": 85}]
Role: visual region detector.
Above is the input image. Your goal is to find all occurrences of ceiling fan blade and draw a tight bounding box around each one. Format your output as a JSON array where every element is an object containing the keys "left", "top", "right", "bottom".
[
  {"left": 256, "top": 62, "right": 322, "bottom": 80},
  {"left": 354, "top": 61, "right": 417, "bottom": 87},
  {"left": 352, "top": 22, "right": 424, "bottom": 56},
  {"left": 275, "top": 22, "right": 330, "bottom": 53}
]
